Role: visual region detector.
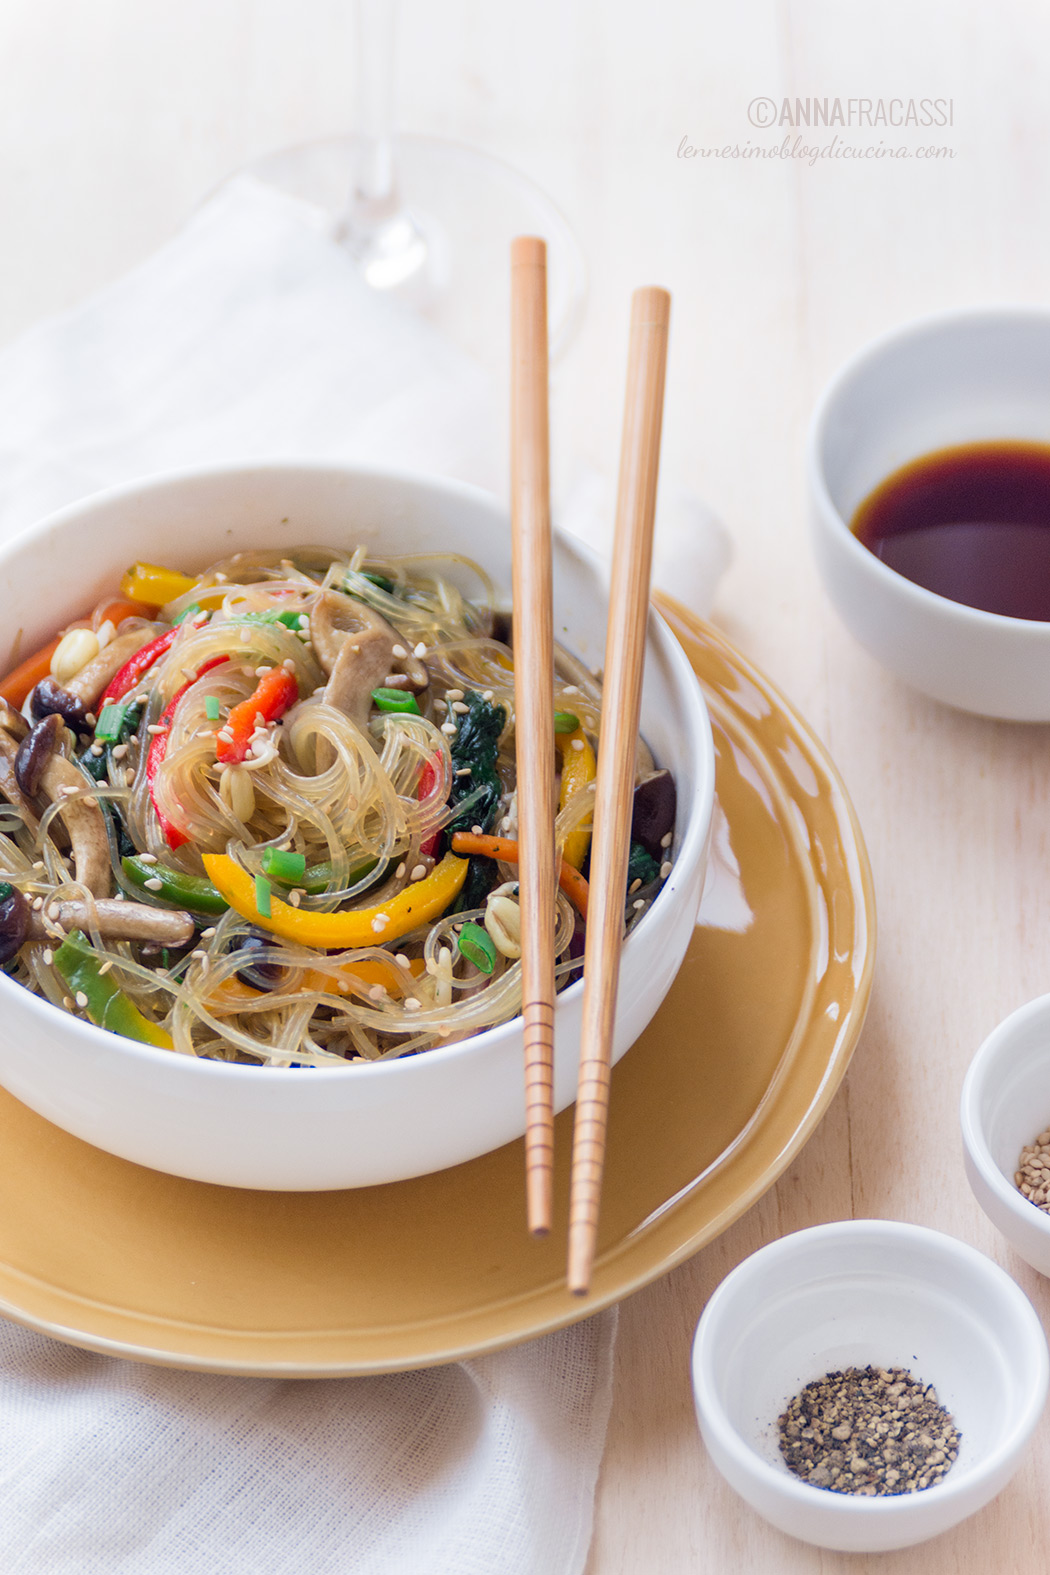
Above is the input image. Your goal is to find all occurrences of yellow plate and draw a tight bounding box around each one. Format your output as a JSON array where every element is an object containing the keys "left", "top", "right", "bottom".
[{"left": 0, "top": 602, "right": 875, "bottom": 1374}]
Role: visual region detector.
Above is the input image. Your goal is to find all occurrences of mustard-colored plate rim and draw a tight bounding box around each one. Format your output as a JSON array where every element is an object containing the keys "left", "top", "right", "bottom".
[{"left": 0, "top": 602, "right": 875, "bottom": 1374}]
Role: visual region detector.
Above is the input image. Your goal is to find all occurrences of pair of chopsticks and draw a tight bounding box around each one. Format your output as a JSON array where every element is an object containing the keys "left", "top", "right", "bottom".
[{"left": 509, "top": 237, "right": 670, "bottom": 1294}]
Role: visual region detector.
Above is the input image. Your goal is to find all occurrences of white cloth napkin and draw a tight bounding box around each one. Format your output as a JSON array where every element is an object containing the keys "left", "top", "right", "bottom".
[{"left": 0, "top": 174, "right": 728, "bottom": 1574}]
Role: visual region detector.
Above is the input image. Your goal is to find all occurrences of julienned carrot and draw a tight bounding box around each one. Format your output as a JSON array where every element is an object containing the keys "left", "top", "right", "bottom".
[
  {"left": 0, "top": 598, "right": 155, "bottom": 707},
  {"left": 450, "top": 831, "right": 590, "bottom": 920}
]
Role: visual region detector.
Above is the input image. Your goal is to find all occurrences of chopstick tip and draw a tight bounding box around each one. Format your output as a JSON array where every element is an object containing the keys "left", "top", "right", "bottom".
[{"left": 511, "top": 235, "right": 547, "bottom": 269}]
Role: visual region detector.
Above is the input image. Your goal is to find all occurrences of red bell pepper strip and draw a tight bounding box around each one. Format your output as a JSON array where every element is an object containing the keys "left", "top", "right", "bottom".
[
  {"left": 418, "top": 756, "right": 441, "bottom": 856},
  {"left": 101, "top": 626, "right": 179, "bottom": 709},
  {"left": 147, "top": 656, "right": 229, "bottom": 849},
  {"left": 216, "top": 667, "right": 298, "bottom": 764}
]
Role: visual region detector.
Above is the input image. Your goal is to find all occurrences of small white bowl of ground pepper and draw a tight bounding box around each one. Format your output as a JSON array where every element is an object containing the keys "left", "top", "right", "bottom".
[
  {"left": 691, "top": 1220, "right": 1047, "bottom": 1553},
  {"left": 962, "top": 991, "right": 1050, "bottom": 1277}
]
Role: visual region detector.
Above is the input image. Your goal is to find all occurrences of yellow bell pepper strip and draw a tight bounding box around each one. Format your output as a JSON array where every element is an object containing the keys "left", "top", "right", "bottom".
[
  {"left": 201, "top": 851, "right": 469, "bottom": 948},
  {"left": 449, "top": 831, "right": 590, "bottom": 920},
  {"left": 119, "top": 562, "right": 198, "bottom": 610},
  {"left": 555, "top": 727, "right": 597, "bottom": 870}
]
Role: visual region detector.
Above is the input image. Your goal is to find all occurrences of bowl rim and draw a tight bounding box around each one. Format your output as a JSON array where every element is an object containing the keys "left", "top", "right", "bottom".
[
  {"left": 691, "top": 1217, "right": 1049, "bottom": 1516},
  {"left": 961, "top": 991, "right": 1050, "bottom": 1233},
  {"left": 806, "top": 302, "right": 1050, "bottom": 639},
  {"left": 0, "top": 457, "right": 715, "bottom": 1083}
]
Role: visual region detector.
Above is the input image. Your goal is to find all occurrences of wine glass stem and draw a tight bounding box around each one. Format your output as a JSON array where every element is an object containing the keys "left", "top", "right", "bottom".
[{"left": 353, "top": 0, "right": 398, "bottom": 219}]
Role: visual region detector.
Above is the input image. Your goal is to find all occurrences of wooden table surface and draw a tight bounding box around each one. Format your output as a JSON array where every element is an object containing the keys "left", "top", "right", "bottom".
[{"left": 2, "top": 1, "right": 1048, "bottom": 1568}]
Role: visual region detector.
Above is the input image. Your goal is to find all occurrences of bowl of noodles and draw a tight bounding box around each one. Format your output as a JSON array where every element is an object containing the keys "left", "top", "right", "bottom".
[{"left": 0, "top": 463, "right": 714, "bottom": 1190}]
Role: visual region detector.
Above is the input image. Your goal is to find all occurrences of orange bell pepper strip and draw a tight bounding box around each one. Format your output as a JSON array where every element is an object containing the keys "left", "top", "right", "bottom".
[
  {"left": 449, "top": 831, "right": 590, "bottom": 920},
  {"left": 216, "top": 667, "right": 299, "bottom": 764},
  {"left": 204, "top": 956, "right": 426, "bottom": 1014},
  {"left": 201, "top": 851, "right": 469, "bottom": 948},
  {"left": 0, "top": 598, "right": 155, "bottom": 707}
]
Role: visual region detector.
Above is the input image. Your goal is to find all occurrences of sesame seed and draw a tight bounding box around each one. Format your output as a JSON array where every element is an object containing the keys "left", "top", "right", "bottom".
[
  {"left": 41, "top": 949, "right": 53, "bottom": 965},
  {"left": 84, "top": 712, "right": 97, "bottom": 727},
  {"left": 201, "top": 927, "right": 217, "bottom": 939},
  {"left": 368, "top": 984, "right": 387, "bottom": 1001},
  {"left": 214, "top": 572, "right": 228, "bottom": 584},
  {"left": 660, "top": 832, "right": 673, "bottom": 848},
  {"left": 298, "top": 616, "right": 310, "bottom": 630},
  {"left": 410, "top": 864, "right": 427, "bottom": 882},
  {"left": 452, "top": 701, "right": 469, "bottom": 714},
  {"left": 471, "top": 825, "right": 483, "bottom": 836},
  {"left": 31, "top": 897, "right": 43, "bottom": 911},
  {"left": 139, "top": 853, "right": 158, "bottom": 865},
  {"left": 75, "top": 991, "right": 88, "bottom": 1009},
  {"left": 125, "top": 769, "right": 136, "bottom": 785},
  {"left": 394, "top": 953, "right": 410, "bottom": 968},
  {"left": 441, "top": 722, "right": 457, "bottom": 736},
  {"left": 112, "top": 744, "right": 128, "bottom": 760},
  {"left": 628, "top": 878, "right": 641, "bottom": 894},
  {"left": 289, "top": 890, "right": 303, "bottom": 907},
  {"left": 632, "top": 899, "right": 646, "bottom": 910},
  {"left": 371, "top": 915, "right": 390, "bottom": 933},
  {"left": 239, "top": 628, "right": 252, "bottom": 643},
  {"left": 62, "top": 995, "right": 74, "bottom": 1011},
  {"left": 482, "top": 690, "right": 494, "bottom": 701},
  {"left": 391, "top": 644, "right": 407, "bottom": 660},
  {"left": 58, "top": 784, "right": 78, "bottom": 798},
  {"left": 191, "top": 949, "right": 206, "bottom": 961},
  {"left": 98, "top": 960, "right": 114, "bottom": 976},
  {"left": 255, "top": 666, "right": 272, "bottom": 677},
  {"left": 144, "top": 878, "right": 164, "bottom": 892},
  {"left": 571, "top": 739, "right": 585, "bottom": 752},
  {"left": 282, "top": 658, "right": 296, "bottom": 671},
  {"left": 455, "top": 767, "right": 472, "bottom": 776},
  {"left": 396, "top": 863, "right": 406, "bottom": 879},
  {"left": 32, "top": 861, "right": 44, "bottom": 871},
  {"left": 146, "top": 723, "right": 167, "bottom": 736},
  {"left": 660, "top": 861, "right": 673, "bottom": 878},
  {"left": 404, "top": 998, "right": 421, "bottom": 1012},
  {"left": 563, "top": 685, "right": 580, "bottom": 696},
  {"left": 413, "top": 642, "right": 427, "bottom": 658},
  {"left": 90, "top": 743, "right": 103, "bottom": 757},
  {"left": 446, "top": 689, "right": 463, "bottom": 701},
  {"left": 135, "top": 693, "right": 149, "bottom": 705}
]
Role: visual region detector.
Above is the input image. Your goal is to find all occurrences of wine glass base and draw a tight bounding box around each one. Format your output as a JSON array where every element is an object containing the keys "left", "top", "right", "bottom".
[{"left": 233, "top": 134, "right": 587, "bottom": 367}]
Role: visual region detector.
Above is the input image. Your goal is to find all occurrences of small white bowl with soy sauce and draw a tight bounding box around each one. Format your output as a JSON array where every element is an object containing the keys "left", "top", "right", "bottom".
[{"left": 809, "top": 306, "right": 1050, "bottom": 720}]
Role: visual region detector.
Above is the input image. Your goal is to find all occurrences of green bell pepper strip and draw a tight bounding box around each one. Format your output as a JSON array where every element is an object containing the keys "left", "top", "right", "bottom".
[
  {"left": 122, "top": 856, "right": 229, "bottom": 916},
  {"left": 53, "top": 931, "right": 174, "bottom": 1049}
]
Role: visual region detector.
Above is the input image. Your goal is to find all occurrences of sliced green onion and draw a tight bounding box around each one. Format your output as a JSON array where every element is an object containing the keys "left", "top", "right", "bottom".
[
  {"left": 173, "top": 602, "right": 203, "bottom": 625},
  {"left": 261, "top": 847, "right": 307, "bottom": 883},
  {"left": 371, "top": 687, "right": 421, "bottom": 714},
  {"left": 204, "top": 695, "right": 221, "bottom": 721},
  {"left": 95, "top": 703, "right": 129, "bottom": 743},
  {"left": 254, "top": 874, "right": 272, "bottom": 918},
  {"left": 361, "top": 572, "right": 395, "bottom": 593},
  {"left": 457, "top": 921, "right": 497, "bottom": 975},
  {"left": 554, "top": 711, "right": 580, "bottom": 734}
]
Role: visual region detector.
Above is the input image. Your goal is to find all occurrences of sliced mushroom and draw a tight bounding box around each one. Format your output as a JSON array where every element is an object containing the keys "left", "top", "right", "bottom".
[
  {"left": 30, "top": 676, "right": 87, "bottom": 729},
  {"left": 15, "top": 714, "right": 63, "bottom": 797},
  {"left": 0, "top": 701, "right": 29, "bottom": 743},
  {"left": 29, "top": 898, "right": 194, "bottom": 947},
  {"left": 310, "top": 592, "right": 428, "bottom": 751},
  {"left": 0, "top": 727, "right": 42, "bottom": 832},
  {"left": 37, "top": 755, "right": 112, "bottom": 898},
  {"left": 64, "top": 626, "right": 155, "bottom": 708}
]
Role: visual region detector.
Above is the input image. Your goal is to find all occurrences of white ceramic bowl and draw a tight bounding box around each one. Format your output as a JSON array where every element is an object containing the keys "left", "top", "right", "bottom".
[
  {"left": 0, "top": 463, "right": 714, "bottom": 1190},
  {"left": 961, "top": 993, "right": 1050, "bottom": 1276},
  {"left": 691, "top": 1220, "right": 1047, "bottom": 1553},
  {"left": 809, "top": 306, "right": 1050, "bottom": 720}
]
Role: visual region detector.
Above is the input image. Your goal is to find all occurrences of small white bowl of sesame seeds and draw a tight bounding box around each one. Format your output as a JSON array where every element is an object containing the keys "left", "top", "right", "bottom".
[{"left": 961, "top": 991, "right": 1050, "bottom": 1277}]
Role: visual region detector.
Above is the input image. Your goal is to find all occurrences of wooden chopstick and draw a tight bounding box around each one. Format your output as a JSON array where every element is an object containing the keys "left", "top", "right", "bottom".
[
  {"left": 567, "top": 286, "right": 671, "bottom": 1295},
  {"left": 510, "top": 236, "right": 557, "bottom": 1237}
]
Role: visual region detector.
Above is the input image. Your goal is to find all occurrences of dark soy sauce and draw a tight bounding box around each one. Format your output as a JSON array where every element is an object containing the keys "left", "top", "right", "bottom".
[{"left": 851, "top": 440, "right": 1050, "bottom": 621}]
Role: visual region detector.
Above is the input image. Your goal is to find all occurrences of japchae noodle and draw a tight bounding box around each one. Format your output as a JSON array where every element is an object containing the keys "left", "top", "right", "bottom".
[{"left": 0, "top": 548, "right": 676, "bottom": 1067}]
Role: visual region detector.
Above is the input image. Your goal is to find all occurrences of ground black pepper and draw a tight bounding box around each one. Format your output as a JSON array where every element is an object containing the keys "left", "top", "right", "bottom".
[{"left": 777, "top": 1366, "right": 961, "bottom": 1496}]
